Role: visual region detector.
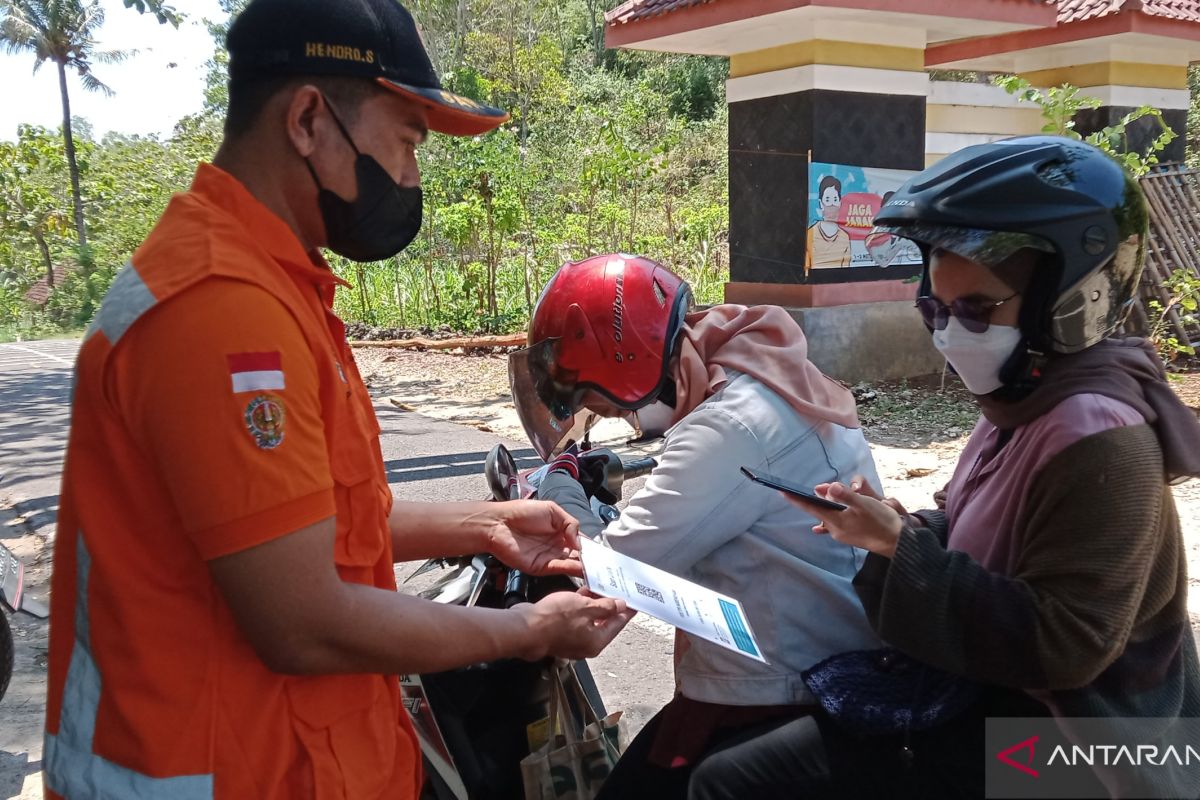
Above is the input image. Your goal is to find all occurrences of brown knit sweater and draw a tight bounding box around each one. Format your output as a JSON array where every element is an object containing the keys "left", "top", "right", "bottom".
[{"left": 853, "top": 424, "right": 1200, "bottom": 795}]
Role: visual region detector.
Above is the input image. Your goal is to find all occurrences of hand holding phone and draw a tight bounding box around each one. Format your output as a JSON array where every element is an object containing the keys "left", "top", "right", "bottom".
[{"left": 740, "top": 466, "right": 848, "bottom": 512}]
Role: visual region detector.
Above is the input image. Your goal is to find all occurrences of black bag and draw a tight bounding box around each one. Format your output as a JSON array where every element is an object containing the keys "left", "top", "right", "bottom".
[{"left": 802, "top": 648, "right": 978, "bottom": 737}]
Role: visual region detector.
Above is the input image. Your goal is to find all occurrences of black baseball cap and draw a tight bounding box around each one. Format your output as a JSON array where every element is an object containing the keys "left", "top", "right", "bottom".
[{"left": 226, "top": 0, "right": 509, "bottom": 136}]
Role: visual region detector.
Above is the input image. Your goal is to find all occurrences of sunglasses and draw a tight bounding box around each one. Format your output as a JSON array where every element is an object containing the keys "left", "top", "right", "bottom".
[{"left": 916, "top": 293, "right": 1018, "bottom": 333}]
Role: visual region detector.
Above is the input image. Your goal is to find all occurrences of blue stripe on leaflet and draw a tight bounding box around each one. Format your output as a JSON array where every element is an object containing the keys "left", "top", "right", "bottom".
[{"left": 719, "top": 598, "right": 759, "bottom": 657}]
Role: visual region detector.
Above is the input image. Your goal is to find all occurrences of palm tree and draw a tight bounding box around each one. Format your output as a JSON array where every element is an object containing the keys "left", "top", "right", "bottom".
[{"left": 1, "top": 0, "right": 131, "bottom": 252}]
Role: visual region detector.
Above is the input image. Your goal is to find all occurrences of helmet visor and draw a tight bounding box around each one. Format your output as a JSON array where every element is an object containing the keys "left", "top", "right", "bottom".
[
  {"left": 508, "top": 341, "right": 598, "bottom": 461},
  {"left": 865, "top": 224, "right": 1055, "bottom": 269}
]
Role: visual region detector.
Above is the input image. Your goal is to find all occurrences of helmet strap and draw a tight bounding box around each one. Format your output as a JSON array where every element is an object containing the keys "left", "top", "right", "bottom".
[
  {"left": 991, "top": 253, "right": 1059, "bottom": 400},
  {"left": 994, "top": 342, "right": 1047, "bottom": 401},
  {"left": 655, "top": 377, "right": 678, "bottom": 409}
]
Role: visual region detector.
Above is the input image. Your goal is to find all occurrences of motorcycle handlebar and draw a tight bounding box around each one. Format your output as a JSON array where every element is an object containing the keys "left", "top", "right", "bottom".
[
  {"left": 491, "top": 455, "right": 657, "bottom": 608},
  {"left": 503, "top": 569, "right": 531, "bottom": 608},
  {"left": 621, "top": 457, "right": 657, "bottom": 481}
]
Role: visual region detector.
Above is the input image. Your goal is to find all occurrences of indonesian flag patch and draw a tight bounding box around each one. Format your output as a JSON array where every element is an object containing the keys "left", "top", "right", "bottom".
[{"left": 228, "top": 352, "right": 285, "bottom": 393}]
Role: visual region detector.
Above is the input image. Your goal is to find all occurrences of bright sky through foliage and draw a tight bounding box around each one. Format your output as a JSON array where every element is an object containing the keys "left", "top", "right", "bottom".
[{"left": 0, "top": 0, "right": 222, "bottom": 141}]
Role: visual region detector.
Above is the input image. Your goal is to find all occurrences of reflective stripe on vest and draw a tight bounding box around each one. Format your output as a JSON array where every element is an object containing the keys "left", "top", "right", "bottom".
[
  {"left": 86, "top": 261, "right": 157, "bottom": 345},
  {"left": 44, "top": 532, "right": 214, "bottom": 799},
  {"left": 75, "top": 260, "right": 156, "bottom": 407}
]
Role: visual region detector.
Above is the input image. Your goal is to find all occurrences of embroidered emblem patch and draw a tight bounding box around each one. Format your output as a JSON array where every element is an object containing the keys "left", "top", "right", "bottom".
[{"left": 244, "top": 395, "right": 285, "bottom": 450}]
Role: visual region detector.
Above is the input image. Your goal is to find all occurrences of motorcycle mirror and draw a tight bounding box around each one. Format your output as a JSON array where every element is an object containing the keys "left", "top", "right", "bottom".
[
  {"left": 405, "top": 558, "right": 449, "bottom": 584},
  {"left": 484, "top": 444, "right": 519, "bottom": 501},
  {"left": 0, "top": 544, "right": 24, "bottom": 614}
]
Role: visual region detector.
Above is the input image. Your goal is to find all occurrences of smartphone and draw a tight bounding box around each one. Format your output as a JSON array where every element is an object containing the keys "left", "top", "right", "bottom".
[{"left": 740, "top": 466, "right": 848, "bottom": 512}]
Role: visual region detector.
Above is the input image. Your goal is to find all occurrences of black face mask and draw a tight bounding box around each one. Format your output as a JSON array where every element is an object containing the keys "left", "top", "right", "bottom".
[{"left": 305, "top": 98, "right": 423, "bottom": 263}]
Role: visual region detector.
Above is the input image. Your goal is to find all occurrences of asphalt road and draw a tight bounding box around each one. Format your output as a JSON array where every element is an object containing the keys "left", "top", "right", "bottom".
[
  {"left": 0, "top": 339, "right": 672, "bottom": 799},
  {"left": 0, "top": 340, "right": 76, "bottom": 542},
  {"left": 0, "top": 340, "right": 77, "bottom": 798}
]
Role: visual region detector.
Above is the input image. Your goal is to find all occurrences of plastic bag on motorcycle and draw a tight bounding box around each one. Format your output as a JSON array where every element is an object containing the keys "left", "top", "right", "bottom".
[{"left": 520, "top": 664, "right": 623, "bottom": 800}]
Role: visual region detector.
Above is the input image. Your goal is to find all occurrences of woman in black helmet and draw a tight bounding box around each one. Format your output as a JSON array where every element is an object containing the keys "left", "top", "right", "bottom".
[{"left": 699, "top": 136, "right": 1200, "bottom": 799}]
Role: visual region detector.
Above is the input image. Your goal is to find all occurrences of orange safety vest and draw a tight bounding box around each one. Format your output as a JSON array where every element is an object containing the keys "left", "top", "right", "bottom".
[{"left": 44, "top": 163, "right": 420, "bottom": 798}]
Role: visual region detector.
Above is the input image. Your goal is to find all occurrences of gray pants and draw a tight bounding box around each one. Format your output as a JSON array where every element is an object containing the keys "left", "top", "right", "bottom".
[{"left": 594, "top": 705, "right": 834, "bottom": 800}]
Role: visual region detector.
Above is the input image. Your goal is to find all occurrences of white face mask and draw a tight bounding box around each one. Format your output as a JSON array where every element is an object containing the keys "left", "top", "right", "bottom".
[
  {"left": 931, "top": 317, "right": 1024, "bottom": 395},
  {"left": 630, "top": 400, "right": 677, "bottom": 439}
]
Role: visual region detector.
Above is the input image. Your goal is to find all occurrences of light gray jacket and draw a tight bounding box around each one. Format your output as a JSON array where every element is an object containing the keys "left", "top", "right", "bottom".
[{"left": 539, "top": 370, "right": 883, "bottom": 706}]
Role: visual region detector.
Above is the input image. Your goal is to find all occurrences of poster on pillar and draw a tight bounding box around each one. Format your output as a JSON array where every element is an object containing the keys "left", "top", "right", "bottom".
[{"left": 806, "top": 161, "right": 923, "bottom": 276}]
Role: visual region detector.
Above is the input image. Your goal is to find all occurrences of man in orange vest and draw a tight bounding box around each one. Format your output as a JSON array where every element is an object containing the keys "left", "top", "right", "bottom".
[{"left": 43, "top": 0, "right": 632, "bottom": 796}]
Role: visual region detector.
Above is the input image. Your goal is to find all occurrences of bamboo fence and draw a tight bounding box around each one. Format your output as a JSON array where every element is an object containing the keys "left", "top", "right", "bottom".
[{"left": 1133, "top": 164, "right": 1200, "bottom": 365}]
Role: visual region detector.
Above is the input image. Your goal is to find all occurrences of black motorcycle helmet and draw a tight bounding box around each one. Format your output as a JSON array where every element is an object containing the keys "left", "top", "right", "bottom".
[{"left": 867, "top": 136, "right": 1147, "bottom": 389}]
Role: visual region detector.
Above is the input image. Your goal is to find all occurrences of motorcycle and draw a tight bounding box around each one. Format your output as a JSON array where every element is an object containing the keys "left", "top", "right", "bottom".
[
  {"left": 0, "top": 519, "right": 48, "bottom": 704},
  {"left": 406, "top": 442, "right": 656, "bottom": 800}
]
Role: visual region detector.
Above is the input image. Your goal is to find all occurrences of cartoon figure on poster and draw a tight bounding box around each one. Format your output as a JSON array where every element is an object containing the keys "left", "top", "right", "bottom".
[
  {"left": 805, "top": 176, "right": 852, "bottom": 273},
  {"left": 805, "top": 162, "right": 923, "bottom": 274}
]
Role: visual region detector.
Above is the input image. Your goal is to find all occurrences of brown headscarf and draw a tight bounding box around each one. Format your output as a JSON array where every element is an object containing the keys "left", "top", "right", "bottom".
[
  {"left": 977, "top": 337, "right": 1200, "bottom": 483},
  {"left": 671, "top": 304, "right": 860, "bottom": 429}
]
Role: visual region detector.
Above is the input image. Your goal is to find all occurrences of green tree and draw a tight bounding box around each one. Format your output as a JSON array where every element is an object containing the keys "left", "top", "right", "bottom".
[
  {"left": 0, "top": 125, "right": 72, "bottom": 288},
  {"left": 1, "top": 0, "right": 734, "bottom": 338},
  {"left": 1147, "top": 268, "right": 1200, "bottom": 366},
  {"left": 120, "top": 0, "right": 180, "bottom": 26},
  {"left": 197, "top": 0, "right": 247, "bottom": 118},
  {"left": 994, "top": 75, "right": 1177, "bottom": 177},
  {"left": 407, "top": 0, "right": 471, "bottom": 83},
  {"left": 1, "top": 0, "right": 132, "bottom": 252}
]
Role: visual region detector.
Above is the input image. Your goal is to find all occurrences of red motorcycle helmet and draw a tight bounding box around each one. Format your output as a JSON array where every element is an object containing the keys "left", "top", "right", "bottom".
[{"left": 510, "top": 254, "right": 693, "bottom": 459}]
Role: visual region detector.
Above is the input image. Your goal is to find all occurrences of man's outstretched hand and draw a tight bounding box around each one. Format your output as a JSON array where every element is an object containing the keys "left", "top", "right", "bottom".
[
  {"left": 480, "top": 499, "right": 584, "bottom": 578},
  {"left": 515, "top": 588, "right": 635, "bottom": 661}
]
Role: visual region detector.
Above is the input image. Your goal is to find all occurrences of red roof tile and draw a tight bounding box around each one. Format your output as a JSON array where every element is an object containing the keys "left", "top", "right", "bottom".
[
  {"left": 606, "top": 0, "right": 1054, "bottom": 25},
  {"left": 606, "top": 0, "right": 709, "bottom": 25},
  {"left": 1059, "top": 0, "right": 1200, "bottom": 23},
  {"left": 607, "top": 0, "right": 1200, "bottom": 26},
  {"left": 24, "top": 265, "right": 72, "bottom": 305}
]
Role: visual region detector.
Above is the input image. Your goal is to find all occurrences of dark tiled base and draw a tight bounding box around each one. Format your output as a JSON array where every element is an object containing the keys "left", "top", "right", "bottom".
[
  {"left": 1073, "top": 106, "right": 1186, "bottom": 164},
  {"left": 729, "top": 88, "right": 926, "bottom": 286}
]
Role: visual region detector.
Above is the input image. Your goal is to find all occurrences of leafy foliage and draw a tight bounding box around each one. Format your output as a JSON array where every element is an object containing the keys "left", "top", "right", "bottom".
[
  {"left": 994, "top": 75, "right": 1177, "bottom": 177},
  {"left": 0, "top": 0, "right": 730, "bottom": 336},
  {"left": 1147, "top": 269, "right": 1200, "bottom": 367},
  {"left": 121, "top": 0, "right": 181, "bottom": 27},
  {"left": 2, "top": 0, "right": 135, "bottom": 257},
  {"left": 0, "top": 124, "right": 81, "bottom": 328}
]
